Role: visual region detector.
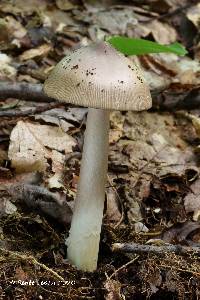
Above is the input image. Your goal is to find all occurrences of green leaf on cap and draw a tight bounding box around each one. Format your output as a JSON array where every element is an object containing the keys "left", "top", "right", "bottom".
[{"left": 107, "top": 36, "right": 188, "bottom": 56}]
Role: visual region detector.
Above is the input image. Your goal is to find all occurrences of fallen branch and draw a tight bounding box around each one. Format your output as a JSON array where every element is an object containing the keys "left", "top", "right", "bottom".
[
  {"left": 112, "top": 242, "right": 200, "bottom": 256},
  {"left": 0, "top": 82, "right": 54, "bottom": 103}
]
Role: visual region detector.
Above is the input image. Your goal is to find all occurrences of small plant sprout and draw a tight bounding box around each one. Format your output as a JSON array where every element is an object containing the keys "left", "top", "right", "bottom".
[{"left": 43, "top": 41, "right": 152, "bottom": 271}]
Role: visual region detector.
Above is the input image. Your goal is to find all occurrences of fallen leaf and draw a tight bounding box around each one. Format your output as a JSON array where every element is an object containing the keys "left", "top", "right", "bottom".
[
  {"left": 35, "top": 107, "right": 87, "bottom": 131},
  {"left": 56, "top": 0, "right": 76, "bottom": 11},
  {"left": 184, "top": 178, "right": 200, "bottom": 221},
  {"left": 15, "top": 266, "right": 29, "bottom": 281},
  {"left": 8, "top": 121, "right": 76, "bottom": 182},
  {"left": 109, "top": 111, "right": 125, "bottom": 144},
  {"left": 0, "top": 53, "right": 16, "bottom": 79},
  {"left": 9, "top": 184, "right": 72, "bottom": 225},
  {"left": 187, "top": 3, "right": 200, "bottom": 28},
  {"left": 134, "top": 221, "right": 149, "bottom": 233},
  {"left": 104, "top": 279, "right": 122, "bottom": 300},
  {"left": 4, "top": 15, "right": 27, "bottom": 40},
  {"left": 105, "top": 187, "right": 122, "bottom": 226},
  {"left": 0, "top": 195, "right": 17, "bottom": 218},
  {"left": 162, "top": 221, "right": 200, "bottom": 244},
  {"left": 74, "top": 7, "right": 138, "bottom": 35},
  {"left": 139, "top": 20, "right": 177, "bottom": 44},
  {"left": 19, "top": 44, "right": 52, "bottom": 61}
]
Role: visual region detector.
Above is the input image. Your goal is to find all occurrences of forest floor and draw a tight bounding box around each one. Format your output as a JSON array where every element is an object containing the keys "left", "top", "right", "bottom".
[{"left": 0, "top": 0, "right": 200, "bottom": 299}]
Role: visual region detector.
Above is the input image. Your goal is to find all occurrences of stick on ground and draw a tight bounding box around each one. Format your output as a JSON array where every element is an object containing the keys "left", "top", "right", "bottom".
[
  {"left": 112, "top": 242, "right": 200, "bottom": 256},
  {"left": 0, "top": 82, "right": 55, "bottom": 103}
]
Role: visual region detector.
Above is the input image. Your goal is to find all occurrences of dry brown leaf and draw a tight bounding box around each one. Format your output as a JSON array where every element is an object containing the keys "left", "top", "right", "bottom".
[
  {"left": 35, "top": 114, "right": 74, "bottom": 132},
  {"left": 19, "top": 44, "right": 52, "bottom": 61},
  {"left": 74, "top": 7, "right": 138, "bottom": 35},
  {"left": 104, "top": 279, "right": 122, "bottom": 300},
  {"left": 0, "top": 53, "right": 16, "bottom": 79},
  {"left": 134, "top": 53, "right": 200, "bottom": 90},
  {"left": 162, "top": 221, "right": 200, "bottom": 243},
  {"left": 4, "top": 15, "right": 27, "bottom": 40},
  {"left": 105, "top": 187, "right": 122, "bottom": 226},
  {"left": 0, "top": 197, "right": 17, "bottom": 218},
  {"left": 110, "top": 111, "right": 197, "bottom": 226},
  {"left": 138, "top": 20, "right": 177, "bottom": 44},
  {"left": 15, "top": 266, "right": 29, "bottom": 281},
  {"left": 0, "top": 150, "right": 7, "bottom": 165},
  {"left": 109, "top": 111, "right": 125, "bottom": 144},
  {"left": 35, "top": 107, "right": 87, "bottom": 130},
  {"left": 184, "top": 178, "right": 200, "bottom": 221},
  {"left": 8, "top": 121, "right": 76, "bottom": 180},
  {"left": 9, "top": 184, "right": 72, "bottom": 225},
  {"left": 56, "top": 0, "right": 76, "bottom": 11},
  {"left": 187, "top": 3, "right": 200, "bottom": 28}
]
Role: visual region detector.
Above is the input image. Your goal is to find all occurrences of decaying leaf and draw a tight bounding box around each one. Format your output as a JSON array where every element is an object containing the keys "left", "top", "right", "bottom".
[
  {"left": 138, "top": 20, "right": 177, "bottom": 44},
  {"left": 19, "top": 44, "right": 52, "bottom": 61},
  {"left": 187, "top": 3, "right": 200, "bottom": 28},
  {"left": 56, "top": 0, "right": 76, "bottom": 11},
  {"left": 140, "top": 264, "right": 162, "bottom": 295},
  {"left": 105, "top": 187, "right": 122, "bottom": 226},
  {"left": 109, "top": 111, "right": 198, "bottom": 227},
  {"left": 4, "top": 15, "right": 27, "bottom": 40},
  {"left": 0, "top": 53, "right": 16, "bottom": 79},
  {"left": 8, "top": 121, "right": 76, "bottom": 185},
  {"left": 35, "top": 107, "right": 87, "bottom": 130},
  {"left": 161, "top": 221, "right": 200, "bottom": 244},
  {"left": 109, "top": 111, "right": 125, "bottom": 144},
  {"left": 184, "top": 178, "right": 200, "bottom": 221},
  {"left": 9, "top": 184, "right": 72, "bottom": 225},
  {"left": 74, "top": 7, "right": 138, "bottom": 35},
  {"left": 0, "top": 196, "right": 17, "bottom": 218},
  {"left": 104, "top": 279, "right": 122, "bottom": 300},
  {"left": 15, "top": 266, "right": 29, "bottom": 282}
]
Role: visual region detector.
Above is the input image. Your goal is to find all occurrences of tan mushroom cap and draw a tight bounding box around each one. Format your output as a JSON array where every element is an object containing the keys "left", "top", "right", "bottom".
[{"left": 44, "top": 41, "right": 152, "bottom": 111}]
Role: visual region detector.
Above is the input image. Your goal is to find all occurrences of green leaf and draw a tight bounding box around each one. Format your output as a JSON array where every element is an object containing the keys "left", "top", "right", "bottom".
[{"left": 107, "top": 36, "right": 187, "bottom": 56}]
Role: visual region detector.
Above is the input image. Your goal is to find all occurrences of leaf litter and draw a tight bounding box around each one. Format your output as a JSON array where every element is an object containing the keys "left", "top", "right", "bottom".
[{"left": 0, "top": 0, "right": 200, "bottom": 299}]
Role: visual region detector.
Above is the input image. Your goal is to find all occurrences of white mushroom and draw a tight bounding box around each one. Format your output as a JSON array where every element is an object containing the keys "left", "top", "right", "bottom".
[{"left": 43, "top": 41, "right": 152, "bottom": 272}]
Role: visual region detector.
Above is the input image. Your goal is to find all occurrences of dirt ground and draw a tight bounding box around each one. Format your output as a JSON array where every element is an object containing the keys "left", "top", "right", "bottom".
[{"left": 0, "top": 0, "right": 200, "bottom": 299}]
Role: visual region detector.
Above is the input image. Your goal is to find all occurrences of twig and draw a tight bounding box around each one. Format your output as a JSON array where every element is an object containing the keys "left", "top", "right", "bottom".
[
  {"left": 0, "top": 102, "right": 62, "bottom": 117},
  {"left": 0, "top": 82, "right": 55, "bottom": 103},
  {"left": 0, "top": 247, "right": 65, "bottom": 281},
  {"left": 108, "top": 255, "right": 139, "bottom": 280},
  {"left": 112, "top": 242, "right": 200, "bottom": 256}
]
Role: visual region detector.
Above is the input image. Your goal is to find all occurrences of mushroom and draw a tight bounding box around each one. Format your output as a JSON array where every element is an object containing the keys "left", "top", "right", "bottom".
[{"left": 43, "top": 41, "right": 152, "bottom": 272}]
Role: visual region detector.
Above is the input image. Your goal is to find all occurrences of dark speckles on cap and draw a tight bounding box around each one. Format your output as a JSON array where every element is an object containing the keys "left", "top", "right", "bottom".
[
  {"left": 71, "top": 65, "right": 79, "bottom": 70},
  {"left": 137, "top": 76, "right": 143, "bottom": 83},
  {"left": 43, "top": 41, "right": 152, "bottom": 111}
]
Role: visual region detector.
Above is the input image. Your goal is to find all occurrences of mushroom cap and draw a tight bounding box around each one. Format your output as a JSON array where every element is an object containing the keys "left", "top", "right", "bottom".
[{"left": 44, "top": 42, "right": 152, "bottom": 111}]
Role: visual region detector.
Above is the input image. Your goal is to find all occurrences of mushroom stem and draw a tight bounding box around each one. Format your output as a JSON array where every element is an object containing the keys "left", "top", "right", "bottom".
[{"left": 66, "top": 108, "right": 110, "bottom": 272}]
